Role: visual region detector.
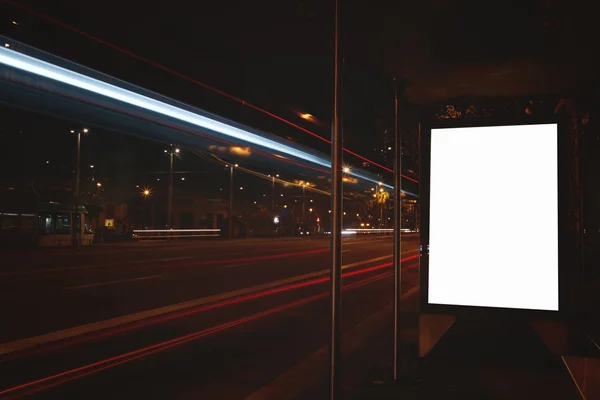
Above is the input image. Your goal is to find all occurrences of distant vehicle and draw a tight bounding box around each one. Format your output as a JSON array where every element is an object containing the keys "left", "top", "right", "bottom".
[{"left": 0, "top": 202, "right": 93, "bottom": 247}]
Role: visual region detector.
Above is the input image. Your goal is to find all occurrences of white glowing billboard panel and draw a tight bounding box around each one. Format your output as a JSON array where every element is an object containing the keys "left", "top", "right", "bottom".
[{"left": 428, "top": 124, "right": 559, "bottom": 311}]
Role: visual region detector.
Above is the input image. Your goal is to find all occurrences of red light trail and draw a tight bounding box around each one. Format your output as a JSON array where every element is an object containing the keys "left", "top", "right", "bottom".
[
  {"left": 1, "top": 255, "right": 419, "bottom": 363},
  {"left": 0, "top": 261, "right": 417, "bottom": 399}
]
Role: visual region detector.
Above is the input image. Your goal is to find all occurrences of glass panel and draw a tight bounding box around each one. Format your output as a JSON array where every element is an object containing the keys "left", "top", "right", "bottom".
[
  {"left": 38, "top": 213, "right": 53, "bottom": 235},
  {"left": 54, "top": 213, "right": 71, "bottom": 235}
]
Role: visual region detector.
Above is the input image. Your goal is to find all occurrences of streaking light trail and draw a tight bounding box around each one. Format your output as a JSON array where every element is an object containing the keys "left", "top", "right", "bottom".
[
  {"left": 0, "top": 256, "right": 420, "bottom": 397},
  {"left": 4, "top": 0, "right": 418, "bottom": 183},
  {"left": 0, "top": 46, "right": 417, "bottom": 196}
]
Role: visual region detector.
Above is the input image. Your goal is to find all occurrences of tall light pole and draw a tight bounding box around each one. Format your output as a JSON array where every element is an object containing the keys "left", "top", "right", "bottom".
[
  {"left": 228, "top": 164, "right": 237, "bottom": 239},
  {"left": 329, "top": 0, "right": 343, "bottom": 397},
  {"left": 302, "top": 183, "right": 306, "bottom": 229},
  {"left": 166, "top": 147, "right": 179, "bottom": 232},
  {"left": 72, "top": 128, "right": 89, "bottom": 203},
  {"left": 72, "top": 128, "right": 88, "bottom": 246},
  {"left": 270, "top": 174, "right": 278, "bottom": 214}
]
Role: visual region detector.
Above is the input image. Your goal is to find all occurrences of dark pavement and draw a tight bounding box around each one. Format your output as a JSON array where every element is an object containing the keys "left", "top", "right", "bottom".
[{"left": 0, "top": 235, "right": 420, "bottom": 399}]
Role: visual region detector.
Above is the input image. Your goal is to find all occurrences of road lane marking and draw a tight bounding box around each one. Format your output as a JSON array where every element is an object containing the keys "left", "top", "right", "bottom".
[
  {"left": 0, "top": 249, "right": 418, "bottom": 356},
  {"left": 65, "top": 275, "right": 163, "bottom": 290}
]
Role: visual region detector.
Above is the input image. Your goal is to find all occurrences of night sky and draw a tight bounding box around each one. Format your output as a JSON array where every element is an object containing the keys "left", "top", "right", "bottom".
[{"left": 1, "top": 0, "right": 598, "bottom": 198}]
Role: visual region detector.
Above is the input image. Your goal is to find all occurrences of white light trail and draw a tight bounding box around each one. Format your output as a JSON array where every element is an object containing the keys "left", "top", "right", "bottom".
[{"left": 0, "top": 46, "right": 416, "bottom": 195}]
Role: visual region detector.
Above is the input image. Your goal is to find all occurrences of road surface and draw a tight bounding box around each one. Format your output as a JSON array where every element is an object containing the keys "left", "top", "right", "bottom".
[{"left": 0, "top": 235, "right": 420, "bottom": 399}]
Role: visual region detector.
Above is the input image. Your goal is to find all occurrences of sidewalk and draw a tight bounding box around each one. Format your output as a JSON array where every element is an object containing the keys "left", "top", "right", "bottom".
[{"left": 296, "top": 303, "right": 586, "bottom": 400}]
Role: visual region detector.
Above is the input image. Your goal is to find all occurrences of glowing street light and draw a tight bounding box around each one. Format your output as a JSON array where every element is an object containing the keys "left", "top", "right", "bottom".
[
  {"left": 343, "top": 167, "right": 350, "bottom": 174},
  {"left": 96, "top": 182, "right": 102, "bottom": 187}
]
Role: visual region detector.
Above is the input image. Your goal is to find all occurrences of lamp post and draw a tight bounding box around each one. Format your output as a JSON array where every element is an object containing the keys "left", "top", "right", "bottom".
[
  {"left": 72, "top": 128, "right": 88, "bottom": 202},
  {"left": 302, "top": 183, "right": 306, "bottom": 229},
  {"left": 228, "top": 164, "right": 238, "bottom": 239},
  {"left": 270, "top": 174, "right": 279, "bottom": 214},
  {"left": 165, "top": 147, "right": 180, "bottom": 232},
  {"left": 71, "top": 128, "right": 88, "bottom": 246}
]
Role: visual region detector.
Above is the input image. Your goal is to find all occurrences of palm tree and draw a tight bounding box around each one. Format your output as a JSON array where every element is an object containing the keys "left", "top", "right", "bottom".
[{"left": 375, "top": 189, "right": 390, "bottom": 228}]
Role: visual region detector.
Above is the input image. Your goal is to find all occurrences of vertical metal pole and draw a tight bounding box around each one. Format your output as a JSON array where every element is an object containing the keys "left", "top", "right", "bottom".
[
  {"left": 578, "top": 127, "right": 585, "bottom": 296},
  {"left": 329, "top": 0, "right": 342, "bottom": 397},
  {"left": 167, "top": 152, "right": 173, "bottom": 232},
  {"left": 73, "top": 131, "right": 81, "bottom": 246},
  {"left": 302, "top": 185, "right": 306, "bottom": 229},
  {"left": 75, "top": 131, "right": 81, "bottom": 202},
  {"left": 229, "top": 165, "right": 234, "bottom": 239},
  {"left": 392, "top": 79, "right": 403, "bottom": 380},
  {"left": 272, "top": 176, "right": 276, "bottom": 214}
]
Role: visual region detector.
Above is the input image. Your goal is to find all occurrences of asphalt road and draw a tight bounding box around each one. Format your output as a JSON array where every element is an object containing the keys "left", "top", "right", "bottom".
[{"left": 0, "top": 235, "right": 420, "bottom": 399}]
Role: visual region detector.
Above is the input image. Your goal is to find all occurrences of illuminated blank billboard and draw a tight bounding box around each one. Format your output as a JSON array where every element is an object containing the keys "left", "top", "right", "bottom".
[{"left": 428, "top": 124, "right": 559, "bottom": 311}]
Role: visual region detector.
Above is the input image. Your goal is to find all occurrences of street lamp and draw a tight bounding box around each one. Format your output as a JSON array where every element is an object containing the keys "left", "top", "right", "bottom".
[
  {"left": 301, "top": 183, "right": 307, "bottom": 229},
  {"left": 71, "top": 127, "right": 90, "bottom": 205},
  {"left": 166, "top": 146, "right": 181, "bottom": 231},
  {"left": 270, "top": 173, "right": 280, "bottom": 214},
  {"left": 228, "top": 163, "right": 238, "bottom": 239},
  {"left": 69, "top": 127, "right": 90, "bottom": 245}
]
